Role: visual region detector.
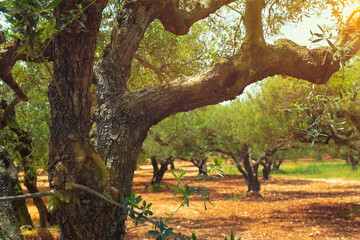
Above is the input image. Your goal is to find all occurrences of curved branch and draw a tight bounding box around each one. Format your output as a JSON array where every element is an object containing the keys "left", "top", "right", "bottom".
[
  {"left": 0, "top": 38, "right": 54, "bottom": 100},
  {"left": 0, "top": 73, "right": 28, "bottom": 101},
  {"left": 158, "top": 0, "right": 236, "bottom": 35},
  {"left": 264, "top": 39, "right": 345, "bottom": 84},
  {"left": 0, "top": 97, "right": 20, "bottom": 130},
  {"left": 124, "top": 23, "right": 360, "bottom": 127},
  {"left": 134, "top": 54, "right": 166, "bottom": 83}
]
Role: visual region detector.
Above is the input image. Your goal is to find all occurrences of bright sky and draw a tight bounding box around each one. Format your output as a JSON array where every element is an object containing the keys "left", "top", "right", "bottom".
[
  {"left": 237, "top": 3, "right": 360, "bottom": 102},
  {"left": 281, "top": 4, "right": 359, "bottom": 47}
]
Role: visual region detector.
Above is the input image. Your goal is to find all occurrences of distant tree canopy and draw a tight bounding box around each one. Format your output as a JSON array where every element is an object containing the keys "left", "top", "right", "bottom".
[
  {"left": 1, "top": 0, "right": 360, "bottom": 239},
  {"left": 143, "top": 57, "right": 360, "bottom": 191}
]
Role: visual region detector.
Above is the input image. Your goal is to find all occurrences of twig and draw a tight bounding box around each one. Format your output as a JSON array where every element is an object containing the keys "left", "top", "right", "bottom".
[
  {"left": 0, "top": 191, "right": 60, "bottom": 201},
  {"left": 134, "top": 54, "right": 166, "bottom": 83}
]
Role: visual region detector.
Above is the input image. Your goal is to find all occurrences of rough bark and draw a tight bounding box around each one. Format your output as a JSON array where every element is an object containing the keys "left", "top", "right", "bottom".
[
  {"left": 9, "top": 165, "right": 34, "bottom": 228},
  {"left": 244, "top": 161, "right": 260, "bottom": 192},
  {"left": 214, "top": 145, "right": 260, "bottom": 191},
  {"left": 0, "top": 100, "right": 34, "bottom": 227},
  {"left": 47, "top": 1, "right": 111, "bottom": 239},
  {"left": 0, "top": 145, "right": 24, "bottom": 240},
  {"left": 158, "top": 0, "right": 235, "bottom": 35},
  {"left": 4, "top": 99, "right": 53, "bottom": 227}
]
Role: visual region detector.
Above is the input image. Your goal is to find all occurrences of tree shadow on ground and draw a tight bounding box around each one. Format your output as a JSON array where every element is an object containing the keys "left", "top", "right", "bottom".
[
  {"left": 256, "top": 190, "right": 360, "bottom": 202},
  {"left": 125, "top": 215, "right": 251, "bottom": 240},
  {"left": 269, "top": 203, "right": 360, "bottom": 238}
]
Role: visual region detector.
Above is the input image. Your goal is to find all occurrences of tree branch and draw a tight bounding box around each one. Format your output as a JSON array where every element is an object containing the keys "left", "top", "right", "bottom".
[
  {"left": 134, "top": 54, "right": 166, "bottom": 83},
  {"left": 158, "top": 0, "right": 236, "bottom": 35},
  {"left": 0, "top": 191, "right": 60, "bottom": 201},
  {"left": 128, "top": 33, "right": 359, "bottom": 126},
  {"left": 244, "top": 0, "right": 265, "bottom": 46},
  {"left": 0, "top": 72, "right": 28, "bottom": 101},
  {"left": 0, "top": 38, "right": 54, "bottom": 100},
  {"left": 0, "top": 97, "right": 20, "bottom": 130}
]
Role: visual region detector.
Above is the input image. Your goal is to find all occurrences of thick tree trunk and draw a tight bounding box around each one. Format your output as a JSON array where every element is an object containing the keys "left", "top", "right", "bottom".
[
  {"left": 0, "top": 145, "right": 24, "bottom": 240},
  {"left": 170, "top": 161, "right": 175, "bottom": 170},
  {"left": 261, "top": 164, "right": 271, "bottom": 180},
  {"left": 9, "top": 123, "right": 53, "bottom": 227},
  {"left": 243, "top": 159, "right": 260, "bottom": 192},
  {"left": 261, "top": 157, "right": 272, "bottom": 180},
  {"left": 240, "top": 145, "right": 260, "bottom": 192},
  {"left": 47, "top": 1, "right": 113, "bottom": 239},
  {"left": 346, "top": 156, "right": 359, "bottom": 169},
  {"left": 43, "top": 0, "right": 360, "bottom": 239},
  {"left": 13, "top": 198, "right": 34, "bottom": 228},
  {"left": 260, "top": 148, "right": 278, "bottom": 180},
  {"left": 150, "top": 156, "right": 160, "bottom": 184},
  {"left": 149, "top": 156, "right": 174, "bottom": 185},
  {"left": 190, "top": 158, "right": 208, "bottom": 176},
  {"left": 47, "top": 2, "right": 160, "bottom": 239},
  {"left": 229, "top": 146, "right": 260, "bottom": 191},
  {"left": 23, "top": 174, "right": 52, "bottom": 227},
  {"left": 4, "top": 147, "right": 34, "bottom": 228},
  {"left": 273, "top": 158, "right": 283, "bottom": 171}
]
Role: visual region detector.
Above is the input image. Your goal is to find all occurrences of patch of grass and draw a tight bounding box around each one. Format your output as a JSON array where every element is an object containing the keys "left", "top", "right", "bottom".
[
  {"left": 344, "top": 205, "right": 360, "bottom": 217},
  {"left": 222, "top": 166, "right": 243, "bottom": 175},
  {"left": 21, "top": 230, "right": 36, "bottom": 237},
  {"left": 145, "top": 183, "right": 170, "bottom": 192},
  {"left": 222, "top": 162, "right": 360, "bottom": 180},
  {"left": 272, "top": 162, "right": 360, "bottom": 180},
  {"left": 227, "top": 195, "right": 239, "bottom": 202}
]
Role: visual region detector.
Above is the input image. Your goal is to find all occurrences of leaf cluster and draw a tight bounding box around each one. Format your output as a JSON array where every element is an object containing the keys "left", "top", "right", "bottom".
[{"left": 0, "top": 0, "right": 61, "bottom": 56}]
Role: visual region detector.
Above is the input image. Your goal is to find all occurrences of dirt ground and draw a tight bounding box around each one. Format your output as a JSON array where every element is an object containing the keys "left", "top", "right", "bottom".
[{"left": 23, "top": 161, "right": 360, "bottom": 240}]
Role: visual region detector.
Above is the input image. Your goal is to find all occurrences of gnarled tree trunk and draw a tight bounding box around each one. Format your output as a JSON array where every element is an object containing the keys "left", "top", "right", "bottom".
[
  {"left": 238, "top": 145, "right": 260, "bottom": 192},
  {"left": 261, "top": 157, "right": 272, "bottom": 180},
  {"left": 273, "top": 158, "right": 283, "bottom": 171},
  {"left": 149, "top": 156, "right": 174, "bottom": 185},
  {"left": 7, "top": 105, "right": 53, "bottom": 227},
  {"left": 0, "top": 145, "right": 24, "bottom": 240},
  {"left": 191, "top": 158, "right": 208, "bottom": 176}
]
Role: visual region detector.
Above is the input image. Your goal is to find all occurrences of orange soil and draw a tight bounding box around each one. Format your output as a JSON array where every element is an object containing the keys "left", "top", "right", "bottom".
[{"left": 24, "top": 161, "right": 360, "bottom": 240}]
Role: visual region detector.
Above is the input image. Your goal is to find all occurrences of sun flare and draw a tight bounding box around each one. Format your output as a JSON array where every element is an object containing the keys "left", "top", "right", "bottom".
[{"left": 342, "top": 0, "right": 360, "bottom": 21}]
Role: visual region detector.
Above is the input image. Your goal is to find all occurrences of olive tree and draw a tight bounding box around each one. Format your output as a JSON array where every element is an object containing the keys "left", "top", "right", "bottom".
[{"left": 1, "top": 0, "right": 360, "bottom": 239}]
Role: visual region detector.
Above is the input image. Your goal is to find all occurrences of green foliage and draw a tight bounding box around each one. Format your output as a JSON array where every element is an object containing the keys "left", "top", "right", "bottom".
[
  {"left": 0, "top": 0, "right": 61, "bottom": 56},
  {"left": 48, "top": 196, "right": 62, "bottom": 212},
  {"left": 170, "top": 160, "right": 225, "bottom": 216},
  {"left": 0, "top": 62, "right": 50, "bottom": 169},
  {"left": 266, "top": 58, "right": 360, "bottom": 163},
  {"left": 145, "top": 183, "right": 170, "bottom": 192},
  {"left": 123, "top": 191, "right": 154, "bottom": 227},
  {"left": 224, "top": 230, "right": 241, "bottom": 240},
  {"left": 127, "top": 20, "right": 217, "bottom": 90}
]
